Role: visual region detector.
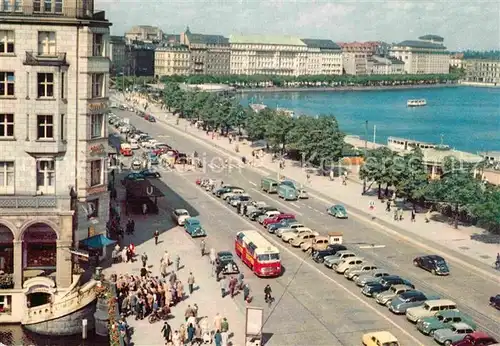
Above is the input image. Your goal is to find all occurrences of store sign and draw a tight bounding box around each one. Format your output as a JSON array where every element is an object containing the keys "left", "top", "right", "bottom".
[
  {"left": 88, "top": 102, "right": 108, "bottom": 112},
  {"left": 27, "top": 284, "right": 52, "bottom": 294},
  {"left": 89, "top": 144, "right": 106, "bottom": 157}
]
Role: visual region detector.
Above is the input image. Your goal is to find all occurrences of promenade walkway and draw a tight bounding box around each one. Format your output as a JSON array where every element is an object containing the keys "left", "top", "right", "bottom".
[{"left": 114, "top": 92, "right": 500, "bottom": 268}]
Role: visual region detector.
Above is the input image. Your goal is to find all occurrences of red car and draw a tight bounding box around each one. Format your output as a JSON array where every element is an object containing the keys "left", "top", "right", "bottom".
[
  {"left": 262, "top": 213, "right": 295, "bottom": 228},
  {"left": 152, "top": 145, "right": 171, "bottom": 156},
  {"left": 452, "top": 332, "right": 498, "bottom": 346}
]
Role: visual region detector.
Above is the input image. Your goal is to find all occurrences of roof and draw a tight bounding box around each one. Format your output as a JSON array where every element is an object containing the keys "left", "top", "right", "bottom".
[
  {"left": 421, "top": 148, "right": 484, "bottom": 164},
  {"left": 301, "top": 38, "right": 340, "bottom": 50},
  {"left": 188, "top": 33, "right": 229, "bottom": 45},
  {"left": 128, "top": 25, "right": 161, "bottom": 33},
  {"left": 239, "top": 230, "right": 279, "bottom": 255},
  {"left": 366, "top": 331, "right": 398, "bottom": 342},
  {"left": 80, "top": 234, "right": 116, "bottom": 249},
  {"left": 164, "top": 34, "right": 180, "bottom": 42},
  {"left": 125, "top": 180, "right": 165, "bottom": 198},
  {"left": 229, "top": 34, "right": 306, "bottom": 46},
  {"left": 110, "top": 35, "right": 125, "bottom": 43},
  {"left": 419, "top": 34, "right": 444, "bottom": 42},
  {"left": 394, "top": 40, "right": 446, "bottom": 50}
]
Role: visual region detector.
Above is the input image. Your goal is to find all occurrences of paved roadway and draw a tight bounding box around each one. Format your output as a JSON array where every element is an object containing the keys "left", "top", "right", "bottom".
[{"left": 110, "top": 108, "right": 500, "bottom": 344}]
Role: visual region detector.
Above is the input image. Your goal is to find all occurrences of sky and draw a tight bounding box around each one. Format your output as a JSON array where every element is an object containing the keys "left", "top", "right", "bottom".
[{"left": 99, "top": 0, "right": 500, "bottom": 51}]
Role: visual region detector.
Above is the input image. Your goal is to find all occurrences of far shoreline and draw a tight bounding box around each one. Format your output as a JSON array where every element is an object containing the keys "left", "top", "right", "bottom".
[{"left": 237, "top": 83, "right": 460, "bottom": 94}]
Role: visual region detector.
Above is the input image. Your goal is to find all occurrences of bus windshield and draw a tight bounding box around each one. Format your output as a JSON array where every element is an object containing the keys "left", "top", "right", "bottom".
[{"left": 257, "top": 253, "right": 280, "bottom": 262}]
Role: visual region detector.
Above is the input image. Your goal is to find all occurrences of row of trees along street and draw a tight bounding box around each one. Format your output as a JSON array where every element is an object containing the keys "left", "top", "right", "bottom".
[
  {"left": 361, "top": 148, "right": 500, "bottom": 232},
  {"left": 112, "top": 73, "right": 460, "bottom": 91},
  {"left": 126, "top": 81, "right": 500, "bottom": 234}
]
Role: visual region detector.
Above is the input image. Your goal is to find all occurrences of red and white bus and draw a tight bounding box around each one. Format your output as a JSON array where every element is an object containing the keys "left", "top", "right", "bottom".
[{"left": 235, "top": 230, "right": 281, "bottom": 277}]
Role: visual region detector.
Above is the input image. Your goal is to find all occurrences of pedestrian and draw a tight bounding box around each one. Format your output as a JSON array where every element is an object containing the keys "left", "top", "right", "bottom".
[
  {"left": 220, "top": 277, "right": 227, "bottom": 298},
  {"left": 141, "top": 252, "right": 148, "bottom": 268},
  {"left": 237, "top": 272, "right": 244, "bottom": 290},
  {"left": 209, "top": 248, "right": 216, "bottom": 265},
  {"left": 169, "top": 270, "right": 177, "bottom": 286},
  {"left": 161, "top": 321, "right": 172, "bottom": 342},
  {"left": 130, "top": 219, "right": 135, "bottom": 234},
  {"left": 243, "top": 204, "right": 247, "bottom": 216},
  {"left": 228, "top": 276, "right": 236, "bottom": 298},
  {"left": 220, "top": 317, "right": 229, "bottom": 346},
  {"left": 192, "top": 303, "right": 198, "bottom": 317},
  {"left": 425, "top": 209, "right": 431, "bottom": 223},
  {"left": 140, "top": 266, "right": 148, "bottom": 278},
  {"left": 154, "top": 229, "right": 160, "bottom": 245},
  {"left": 393, "top": 208, "right": 398, "bottom": 221},
  {"left": 200, "top": 239, "right": 206, "bottom": 257},
  {"left": 213, "top": 313, "right": 222, "bottom": 331},
  {"left": 411, "top": 208, "right": 416, "bottom": 222},
  {"left": 172, "top": 330, "right": 181, "bottom": 346},
  {"left": 187, "top": 323, "right": 195, "bottom": 344},
  {"left": 243, "top": 283, "right": 250, "bottom": 302},
  {"left": 163, "top": 250, "right": 171, "bottom": 265},
  {"left": 187, "top": 272, "right": 195, "bottom": 294},
  {"left": 386, "top": 200, "right": 391, "bottom": 212},
  {"left": 160, "top": 260, "right": 168, "bottom": 278},
  {"left": 175, "top": 255, "right": 181, "bottom": 271},
  {"left": 214, "top": 330, "right": 222, "bottom": 346},
  {"left": 398, "top": 207, "right": 403, "bottom": 221},
  {"left": 184, "top": 305, "right": 193, "bottom": 320},
  {"left": 142, "top": 203, "right": 147, "bottom": 215}
]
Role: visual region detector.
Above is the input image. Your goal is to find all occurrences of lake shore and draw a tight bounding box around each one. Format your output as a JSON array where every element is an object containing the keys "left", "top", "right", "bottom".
[{"left": 237, "top": 83, "right": 459, "bottom": 94}]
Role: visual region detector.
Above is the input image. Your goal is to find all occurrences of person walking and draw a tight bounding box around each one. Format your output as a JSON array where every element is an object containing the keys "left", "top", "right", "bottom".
[
  {"left": 175, "top": 255, "right": 181, "bottom": 271},
  {"left": 172, "top": 330, "right": 181, "bottom": 346},
  {"left": 200, "top": 239, "right": 206, "bottom": 257},
  {"left": 187, "top": 272, "right": 195, "bottom": 294},
  {"left": 243, "top": 283, "right": 250, "bottom": 303},
  {"left": 220, "top": 317, "right": 229, "bottom": 346},
  {"left": 228, "top": 276, "right": 236, "bottom": 298},
  {"left": 192, "top": 303, "right": 198, "bottom": 317},
  {"left": 213, "top": 313, "right": 222, "bottom": 332},
  {"left": 393, "top": 208, "right": 398, "bottom": 221},
  {"left": 154, "top": 229, "right": 160, "bottom": 245},
  {"left": 220, "top": 277, "right": 227, "bottom": 298},
  {"left": 398, "top": 207, "right": 403, "bottom": 221},
  {"left": 141, "top": 252, "right": 148, "bottom": 268},
  {"left": 161, "top": 321, "right": 172, "bottom": 342},
  {"left": 237, "top": 272, "right": 244, "bottom": 290},
  {"left": 209, "top": 248, "right": 216, "bottom": 265},
  {"left": 163, "top": 250, "right": 171, "bottom": 265},
  {"left": 386, "top": 200, "right": 391, "bottom": 212},
  {"left": 187, "top": 323, "right": 195, "bottom": 344},
  {"left": 214, "top": 330, "right": 222, "bottom": 346},
  {"left": 411, "top": 208, "right": 416, "bottom": 222}
]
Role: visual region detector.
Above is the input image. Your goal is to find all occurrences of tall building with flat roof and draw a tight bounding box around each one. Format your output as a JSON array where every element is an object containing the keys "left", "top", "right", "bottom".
[
  {"left": 301, "top": 39, "right": 343, "bottom": 75},
  {"left": 155, "top": 44, "right": 191, "bottom": 77},
  {"left": 390, "top": 35, "right": 449, "bottom": 74},
  {"left": 0, "top": 0, "right": 111, "bottom": 322},
  {"left": 463, "top": 59, "right": 500, "bottom": 84}
]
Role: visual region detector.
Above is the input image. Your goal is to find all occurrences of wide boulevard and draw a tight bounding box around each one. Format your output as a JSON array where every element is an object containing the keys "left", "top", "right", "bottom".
[{"left": 110, "top": 106, "right": 500, "bottom": 345}]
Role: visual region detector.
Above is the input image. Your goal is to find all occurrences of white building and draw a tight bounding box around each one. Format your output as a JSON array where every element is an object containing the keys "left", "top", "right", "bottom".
[
  {"left": 390, "top": 35, "right": 449, "bottom": 74},
  {"left": 0, "top": 0, "right": 111, "bottom": 322},
  {"left": 463, "top": 59, "right": 500, "bottom": 84},
  {"left": 449, "top": 53, "right": 464, "bottom": 69},
  {"left": 301, "top": 39, "right": 343, "bottom": 75},
  {"left": 125, "top": 25, "right": 163, "bottom": 44},
  {"left": 367, "top": 55, "right": 405, "bottom": 75},
  {"left": 342, "top": 52, "right": 368, "bottom": 75}
]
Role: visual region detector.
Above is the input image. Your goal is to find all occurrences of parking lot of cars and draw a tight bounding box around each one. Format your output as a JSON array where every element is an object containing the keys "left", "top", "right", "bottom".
[{"left": 110, "top": 103, "right": 500, "bottom": 346}]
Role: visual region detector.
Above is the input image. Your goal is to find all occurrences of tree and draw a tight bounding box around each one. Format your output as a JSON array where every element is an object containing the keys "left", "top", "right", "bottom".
[
  {"left": 395, "top": 148, "right": 429, "bottom": 204},
  {"left": 359, "top": 147, "right": 397, "bottom": 198},
  {"left": 246, "top": 108, "right": 273, "bottom": 141},
  {"left": 470, "top": 186, "right": 500, "bottom": 233},
  {"left": 264, "top": 111, "right": 295, "bottom": 153}
]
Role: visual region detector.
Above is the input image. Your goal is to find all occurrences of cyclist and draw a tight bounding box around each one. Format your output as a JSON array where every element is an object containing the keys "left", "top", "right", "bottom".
[{"left": 264, "top": 284, "right": 272, "bottom": 302}]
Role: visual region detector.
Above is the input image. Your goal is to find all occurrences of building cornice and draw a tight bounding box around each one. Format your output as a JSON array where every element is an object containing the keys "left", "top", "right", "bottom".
[{"left": 0, "top": 16, "right": 111, "bottom": 27}]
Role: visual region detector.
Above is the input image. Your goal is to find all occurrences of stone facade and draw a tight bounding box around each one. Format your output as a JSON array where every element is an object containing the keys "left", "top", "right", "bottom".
[
  {"left": 463, "top": 59, "right": 500, "bottom": 84},
  {"left": 109, "top": 35, "right": 127, "bottom": 76},
  {"left": 390, "top": 35, "right": 449, "bottom": 74},
  {"left": 154, "top": 44, "right": 191, "bottom": 77},
  {"left": 367, "top": 55, "right": 405, "bottom": 75},
  {"left": 342, "top": 52, "right": 368, "bottom": 75}
]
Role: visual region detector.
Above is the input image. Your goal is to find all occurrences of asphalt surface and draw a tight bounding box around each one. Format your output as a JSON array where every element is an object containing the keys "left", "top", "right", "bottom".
[{"left": 110, "top": 107, "right": 500, "bottom": 344}]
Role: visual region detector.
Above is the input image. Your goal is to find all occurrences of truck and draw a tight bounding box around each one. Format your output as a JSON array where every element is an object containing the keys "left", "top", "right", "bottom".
[{"left": 261, "top": 177, "right": 279, "bottom": 193}]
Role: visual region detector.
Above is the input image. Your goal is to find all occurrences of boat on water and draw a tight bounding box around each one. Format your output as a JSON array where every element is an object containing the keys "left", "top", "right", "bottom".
[{"left": 407, "top": 99, "right": 427, "bottom": 107}]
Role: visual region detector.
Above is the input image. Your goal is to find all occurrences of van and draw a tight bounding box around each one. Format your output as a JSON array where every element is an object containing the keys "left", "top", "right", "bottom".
[
  {"left": 406, "top": 299, "right": 458, "bottom": 323},
  {"left": 261, "top": 177, "right": 279, "bottom": 193},
  {"left": 278, "top": 185, "right": 297, "bottom": 201}
]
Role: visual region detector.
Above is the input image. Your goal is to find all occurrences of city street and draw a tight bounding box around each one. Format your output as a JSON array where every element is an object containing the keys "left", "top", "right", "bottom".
[{"left": 108, "top": 106, "right": 500, "bottom": 343}]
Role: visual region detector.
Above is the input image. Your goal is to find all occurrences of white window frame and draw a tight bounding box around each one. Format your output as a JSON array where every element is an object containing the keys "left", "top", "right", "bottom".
[
  {"left": 90, "top": 159, "right": 103, "bottom": 187},
  {"left": 0, "top": 295, "right": 12, "bottom": 314},
  {"left": 90, "top": 113, "right": 103, "bottom": 138},
  {"left": 0, "top": 72, "right": 15, "bottom": 96},
  {"left": 37, "top": 115, "right": 54, "bottom": 139},
  {"left": 0, "top": 114, "right": 14, "bottom": 138},
  {"left": 37, "top": 73, "right": 54, "bottom": 98},
  {"left": 0, "top": 30, "right": 14, "bottom": 54},
  {"left": 0, "top": 161, "right": 14, "bottom": 195},
  {"left": 93, "top": 33, "right": 104, "bottom": 56},
  {"left": 36, "top": 159, "right": 55, "bottom": 194},
  {"left": 37, "top": 31, "right": 56, "bottom": 56},
  {"left": 91, "top": 73, "right": 104, "bottom": 98}
]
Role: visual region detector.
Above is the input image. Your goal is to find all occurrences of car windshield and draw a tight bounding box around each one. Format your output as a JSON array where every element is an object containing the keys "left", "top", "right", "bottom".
[
  {"left": 382, "top": 343, "right": 399, "bottom": 346},
  {"left": 177, "top": 210, "right": 189, "bottom": 216},
  {"left": 240, "top": 196, "right": 250, "bottom": 201},
  {"left": 435, "top": 260, "right": 448, "bottom": 269}
]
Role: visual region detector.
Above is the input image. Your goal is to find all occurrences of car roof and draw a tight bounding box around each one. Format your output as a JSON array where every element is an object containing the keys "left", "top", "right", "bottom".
[
  {"left": 438, "top": 310, "right": 464, "bottom": 317},
  {"left": 217, "top": 251, "right": 232, "bottom": 256},
  {"left": 467, "top": 331, "right": 494, "bottom": 339},
  {"left": 399, "top": 290, "right": 424, "bottom": 298},
  {"left": 337, "top": 250, "right": 355, "bottom": 255},
  {"left": 392, "top": 284, "right": 412, "bottom": 290},
  {"left": 451, "top": 322, "right": 473, "bottom": 329},
  {"left": 424, "top": 254, "right": 445, "bottom": 261},
  {"left": 368, "top": 331, "right": 398, "bottom": 342},
  {"left": 175, "top": 209, "right": 189, "bottom": 213}
]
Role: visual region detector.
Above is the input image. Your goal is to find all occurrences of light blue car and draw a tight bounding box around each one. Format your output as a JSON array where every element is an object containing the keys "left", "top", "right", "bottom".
[{"left": 433, "top": 322, "right": 475, "bottom": 345}]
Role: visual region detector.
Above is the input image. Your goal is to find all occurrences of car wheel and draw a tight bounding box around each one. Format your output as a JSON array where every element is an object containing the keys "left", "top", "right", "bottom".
[
  {"left": 431, "top": 269, "right": 436, "bottom": 275},
  {"left": 352, "top": 275, "right": 358, "bottom": 280},
  {"left": 429, "top": 330, "right": 435, "bottom": 336},
  {"left": 318, "top": 257, "right": 324, "bottom": 263},
  {"left": 413, "top": 260, "right": 419, "bottom": 267},
  {"left": 444, "top": 340, "right": 452, "bottom": 346}
]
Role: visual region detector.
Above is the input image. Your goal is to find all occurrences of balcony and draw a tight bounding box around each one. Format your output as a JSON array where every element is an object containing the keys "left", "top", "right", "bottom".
[
  {"left": 23, "top": 51, "right": 68, "bottom": 67},
  {"left": 0, "top": 195, "right": 70, "bottom": 211},
  {"left": 0, "top": 6, "right": 108, "bottom": 21},
  {"left": 25, "top": 140, "right": 67, "bottom": 155}
]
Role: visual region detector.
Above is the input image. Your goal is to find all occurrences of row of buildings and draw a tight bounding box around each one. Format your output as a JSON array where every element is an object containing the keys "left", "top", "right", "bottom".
[{"left": 110, "top": 27, "right": 454, "bottom": 78}]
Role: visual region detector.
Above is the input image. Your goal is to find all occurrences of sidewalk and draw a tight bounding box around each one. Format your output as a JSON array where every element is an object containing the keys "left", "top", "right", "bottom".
[{"left": 113, "top": 93, "right": 500, "bottom": 267}]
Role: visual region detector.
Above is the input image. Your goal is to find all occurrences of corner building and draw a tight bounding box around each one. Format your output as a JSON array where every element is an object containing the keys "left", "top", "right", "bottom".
[{"left": 0, "top": 0, "right": 110, "bottom": 322}]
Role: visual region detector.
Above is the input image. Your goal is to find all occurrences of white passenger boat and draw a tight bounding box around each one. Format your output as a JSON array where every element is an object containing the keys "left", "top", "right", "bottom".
[{"left": 407, "top": 99, "right": 427, "bottom": 107}]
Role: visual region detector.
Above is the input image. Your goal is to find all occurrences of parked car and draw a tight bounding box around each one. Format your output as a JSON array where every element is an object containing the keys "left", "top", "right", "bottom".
[
  {"left": 131, "top": 159, "right": 143, "bottom": 171},
  {"left": 433, "top": 322, "right": 475, "bottom": 345},
  {"left": 312, "top": 244, "right": 347, "bottom": 263},
  {"left": 354, "top": 269, "right": 392, "bottom": 287},
  {"left": 248, "top": 206, "right": 278, "bottom": 221},
  {"left": 215, "top": 251, "right": 240, "bottom": 275},
  {"left": 244, "top": 201, "right": 268, "bottom": 217},
  {"left": 345, "top": 263, "right": 378, "bottom": 280},
  {"left": 183, "top": 217, "right": 207, "bottom": 238},
  {"left": 221, "top": 189, "right": 245, "bottom": 201},
  {"left": 290, "top": 232, "right": 318, "bottom": 247},
  {"left": 413, "top": 255, "right": 450, "bottom": 275},
  {"left": 263, "top": 213, "right": 295, "bottom": 228},
  {"left": 121, "top": 172, "right": 145, "bottom": 185},
  {"left": 406, "top": 299, "right": 458, "bottom": 323},
  {"left": 417, "top": 310, "right": 476, "bottom": 336},
  {"left": 268, "top": 218, "right": 298, "bottom": 233},
  {"left": 335, "top": 257, "right": 365, "bottom": 273},
  {"left": 389, "top": 290, "right": 440, "bottom": 314},
  {"left": 489, "top": 294, "right": 500, "bottom": 310},
  {"left": 361, "top": 331, "right": 399, "bottom": 346},
  {"left": 172, "top": 209, "right": 190, "bottom": 226},
  {"left": 143, "top": 139, "right": 158, "bottom": 149},
  {"left": 228, "top": 194, "right": 251, "bottom": 207},
  {"left": 275, "top": 223, "right": 306, "bottom": 237},
  {"left": 326, "top": 204, "right": 348, "bottom": 218},
  {"left": 451, "top": 332, "right": 498, "bottom": 346},
  {"left": 257, "top": 210, "right": 281, "bottom": 224},
  {"left": 301, "top": 236, "right": 329, "bottom": 252},
  {"left": 323, "top": 250, "right": 357, "bottom": 269},
  {"left": 214, "top": 186, "right": 242, "bottom": 197},
  {"left": 281, "top": 228, "right": 317, "bottom": 243},
  {"left": 375, "top": 284, "right": 414, "bottom": 306},
  {"left": 362, "top": 276, "right": 414, "bottom": 297},
  {"left": 139, "top": 168, "right": 161, "bottom": 178}
]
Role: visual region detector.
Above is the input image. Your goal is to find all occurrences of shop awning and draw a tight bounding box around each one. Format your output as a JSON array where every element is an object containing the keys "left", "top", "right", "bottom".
[
  {"left": 125, "top": 180, "right": 165, "bottom": 198},
  {"left": 80, "top": 234, "right": 116, "bottom": 249}
]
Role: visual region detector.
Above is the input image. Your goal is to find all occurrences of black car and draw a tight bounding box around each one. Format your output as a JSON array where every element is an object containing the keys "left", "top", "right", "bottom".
[
  {"left": 214, "top": 186, "right": 241, "bottom": 197},
  {"left": 361, "top": 276, "right": 414, "bottom": 297},
  {"left": 312, "top": 244, "right": 348, "bottom": 263},
  {"left": 413, "top": 255, "right": 450, "bottom": 275},
  {"left": 490, "top": 294, "right": 500, "bottom": 310},
  {"left": 248, "top": 206, "right": 278, "bottom": 221},
  {"left": 139, "top": 169, "right": 161, "bottom": 178},
  {"left": 216, "top": 251, "right": 240, "bottom": 276}
]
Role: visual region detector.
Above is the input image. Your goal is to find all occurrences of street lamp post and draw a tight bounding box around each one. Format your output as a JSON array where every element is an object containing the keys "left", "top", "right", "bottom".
[{"left": 362, "top": 120, "right": 368, "bottom": 195}]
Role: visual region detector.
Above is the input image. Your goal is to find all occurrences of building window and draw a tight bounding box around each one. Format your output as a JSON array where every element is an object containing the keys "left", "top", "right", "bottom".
[
  {"left": 0, "top": 72, "right": 14, "bottom": 97},
  {"left": 87, "top": 198, "right": 99, "bottom": 218},
  {"left": 37, "top": 73, "right": 54, "bottom": 98},
  {"left": 43, "top": 0, "right": 51, "bottom": 11},
  {"left": 90, "top": 114, "right": 103, "bottom": 138},
  {"left": 0, "top": 30, "right": 14, "bottom": 54},
  {"left": 37, "top": 115, "right": 53, "bottom": 139},
  {"left": 0, "top": 114, "right": 14, "bottom": 138},
  {"left": 60, "top": 114, "right": 65, "bottom": 140},
  {"left": 2, "top": 0, "right": 11, "bottom": 10},
  {"left": 0, "top": 295, "right": 12, "bottom": 315},
  {"left": 36, "top": 159, "right": 55, "bottom": 194},
  {"left": 90, "top": 160, "right": 102, "bottom": 186},
  {"left": 93, "top": 33, "right": 104, "bottom": 56},
  {"left": 14, "top": 0, "right": 21, "bottom": 11},
  {"left": 0, "top": 162, "right": 14, "bottom": 194},
  {"left": 60, "top": 72, "right": 65, "bottom": 98},
  {"left": 38, "top": 31, "right": 56, "bottom": 56},
  {"left": 91, "top": 73, "right": 104, "bottom": 98},
  {"left": 54, "top": 0, "right": 62, "bottom": 12},
  {"left": 33, "top": 0, "right": 40, "bottom": 11}
]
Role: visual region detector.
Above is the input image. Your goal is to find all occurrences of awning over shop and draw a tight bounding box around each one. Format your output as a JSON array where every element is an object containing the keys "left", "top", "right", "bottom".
[
  {"left": 125, "top": 180, "right": 165, "bottom": 198},
  {"left": 80, "top": 234, "right": 117, "bottom": 249}
]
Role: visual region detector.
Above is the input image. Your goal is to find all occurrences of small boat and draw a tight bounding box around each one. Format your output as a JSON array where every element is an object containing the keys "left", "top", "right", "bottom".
[{"left": 407, "top": 99, "right": 427, "bottom": 107}]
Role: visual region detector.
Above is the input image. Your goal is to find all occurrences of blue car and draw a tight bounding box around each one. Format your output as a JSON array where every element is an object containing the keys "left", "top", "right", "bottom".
[
  {"left": 183, "top": 217, "right": 207, "bottom": 238},
  {"left": 268, "top": 218, "right": 298, "bottom": 233},
  {"left": 147, "top": 152, "right": 159, "bottom": 165}
]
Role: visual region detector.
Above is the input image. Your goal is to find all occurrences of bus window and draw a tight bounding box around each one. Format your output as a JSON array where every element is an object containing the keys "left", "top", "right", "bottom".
[
  {"left": 257, "top": 254, "right": 270, "bottom": 261},
  {"left": 270, "top": 253, "right": 280, "bottom": 261},
  {"left": 248, "top": 243, "right": 257, "bottom": 254}
]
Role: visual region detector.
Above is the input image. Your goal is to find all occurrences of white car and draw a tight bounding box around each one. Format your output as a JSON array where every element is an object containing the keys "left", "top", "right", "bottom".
[
  {"left": 172, "top": 209, "right": 190, "bottom": 226},
  {"left": 275, "top": 223, "right": 306, "bottom": 237},
  {"left": 131, "top": 159, "right": 142, "bottom": 171},
  {"left": 119, "top": 125, "right": 130, "bottom": 133},
  {"left": 244, "top": 201, "right": 267, "bottom": 216},
  {"left": 335, "top": 257, "right": 365, "bottom": 274},
  {"left": 281, "top": 228, "right": 317, "bottom": 243},
  {"left": 221, "top": 189, "right": 244, "bottom": 201},
  {"left": 229, "top": 194, "right": 251, "bottom": 207},
  {"left": 143, "top": 139, "right": 158, "bottom": 149}
]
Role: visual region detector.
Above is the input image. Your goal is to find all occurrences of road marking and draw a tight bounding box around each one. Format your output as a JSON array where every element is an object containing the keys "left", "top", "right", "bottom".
[
  {"left": 290, "top": 202, "right": 301, "bottom": 209},
  {"left": 359, "top": 245, "right": 386, "bottom": 249},
  {"left": 249, "top": 181, "right": 257, "bottom": 187},
  {"left": 251, "top": 188, "right": 303, "bottom": 216},
  {"left": 170, "top": 171, "right": 426, "bottom": 345}
]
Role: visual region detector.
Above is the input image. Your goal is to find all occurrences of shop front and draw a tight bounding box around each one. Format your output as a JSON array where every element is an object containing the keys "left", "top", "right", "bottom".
[{"left": 22, "top": 223, "right": 57, "bottom": 283}]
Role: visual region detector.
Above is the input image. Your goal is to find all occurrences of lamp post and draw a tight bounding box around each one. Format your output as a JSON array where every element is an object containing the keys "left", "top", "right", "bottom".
[{"left": 362, "top": 120, "right": 368, "bottom": 195}]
